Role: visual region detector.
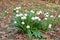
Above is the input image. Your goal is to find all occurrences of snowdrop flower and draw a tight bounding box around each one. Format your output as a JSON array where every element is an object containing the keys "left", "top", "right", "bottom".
[
  {"left": 38, "top": 18, "right": 41, "bottom": 21},
  {"left": 15, "top": 7, "right": 21, "bottom": 9},
  {"left": 45, "top": 12, "right": 49, "bottom": 17},
  {"left": 26, "top": 25, "right": 30, "bottom": 28},
  {"left": 37, "top": 10, "right": 42, "bottom": 15},
  {"left": 21, "top": 22, "right": 25, "bottom": 24},
  {"left": 5, "top": 11, "right": 8, "bottom": 13},
  {"left": 16, "top": 14, "right": 23, "bottom": 17},
  {"left": 45, "top": 12, "right": 49, "bottom": 15},
  {"left": 16, "top": 10, "right": 19, "bottom": 13},
  {"left": 31, "top": 17, "right": 35, "bottom": 20},
  {"left": 35, "top": 16, "right": 39, "bottom": 19},
  {"left": 18, "top": 7, "right": 21, "bottom": 9},
  {"left": 50, "top": 15, "right": 54, "bottom": 18},
  {"left": 16, "top": 14, "right": 20, "bottom": 17},
  {"left": 24, "top": 14, "right": 27, "bottom": 16},
  {"left": 30, "top": 10, "right": 35, "bottom": 13},
  {"left": 45, "top": 15, "right": 49, "bottom": 17},
  {"left": 14, "top": 21, "right": 17, "bottom": 23},
  {"left": 14, "top": 7, "right": 21, "bottom": 10},
  {"left": 19, "top": 13, "right": 23, "bottom": 16},
  {"left": 48, "top": 24, "right": 52, "bottom": 28},
  {"left": 14, "top": 8, "right": 16, "bottom": 10},
  {"left": 21, "top": 16, "right": 26, "bottom": 20},
  {"left": 44, "top": 18, "right": 48, "bottom": 20},
  {"left": 58, "top": 15, "right": 60, "bottom": 17}
]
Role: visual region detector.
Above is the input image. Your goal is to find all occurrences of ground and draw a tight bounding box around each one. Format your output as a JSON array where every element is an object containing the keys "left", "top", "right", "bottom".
[{"left": 0, "top": 0, "right": 60, "bottom": 40}]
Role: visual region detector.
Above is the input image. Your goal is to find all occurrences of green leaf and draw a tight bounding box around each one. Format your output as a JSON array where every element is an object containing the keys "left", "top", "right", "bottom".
[
  {"left": 37, "top": 30, "right": 43, "bottom": 38},
  {"left": 42, "top": 21, "right": 48, "bottom": 31},
  {"left": 14, "top": 17, "right": 21, "bottom": 23},
  {"left": 32, "top": 29, "right": 43, "bottom": 38},
  {"left": 40, "top": 39, "right": 46, "bottom": 40},
  {"left": 32, "top": 30, "right": 37, "bottom": 37},
  {"left": 26, "top": 13, "right": 35, "bottom": 24},
  {"left": 3, "top": 12, "right": 8, "bottom": 16},
  {"left": 27, "top": 30, "right": 32, "bottom": 39}
]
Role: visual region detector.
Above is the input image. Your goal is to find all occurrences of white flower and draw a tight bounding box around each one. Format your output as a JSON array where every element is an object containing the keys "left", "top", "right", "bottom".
[
  {"left": 16, "top": 14, "right": 23, "bottom": 17},
  {"left": 38, "top": 18, "right": 41, "bottom": 21},
  {"left": 21, "top": 22, "right": 25, "bottom": 24},
  {"left": 14, "top": 21, "right": 17, "bottom": 23},
  {"left": 44, "top": 18, "right": 47, "bottom": 20},
  {"left": 45, "top": 15, "right": 49, "bottom": 17},
  {"left": 16, "top": 14, "right": 20, "bottom": 17},
  {"left": 39, "top": 11, "right": 42, "bottom": 13},
  {"left": 26, "top": 25, "right": 30, "bottom": 28},
  {"left": 24, "top": 14, "right": 27, "bottom": 16},
  {"left": 48, "top": 24, "right": 52, "bottom": 28},
  {"left": 45, "top": 12, "right": 49, "bottom": 15},
  {"left": 15, "top": 7, "right": 21, "bottom": 9},
  {"left": 5, "top": 11, "right": 8, "bottom": 13},
  {"left": 14, "top": 8, "right": 16, "bottom": 10},
  {"left": 50, "top": 15, "right": 54, "bottom": 18},
  {"left": 5, "top": 11, "right": 7, "bottom": 12},
  {"left": 18, "top": 7, "right": 21, "bottom": 9},
  {"left": 30, "top": 10, "right": 35, "bottom": 13},
  {"left": 35, "top": 16, "right": 39, "bottom": 19},
  {"left": 45, "top": 12, "right": 49, "bottom": 17},
  {"left": 14, "top": 7, "right": 21, "bottom": 10},
  {"left": 37, "top": 10, "right": 42, "bottom": 15},
  {"left": 58, "top": 15, "right": 60, "bottom": 17},
  {"left": 19, "top": 13, "right": 23, "bottom": 16},
  {"left": 16, "top": 10, "right": 19, "bottom": 13},
  {"left": 21, "top": 16, "right": 26, "bottom": 20},
  {"left": 31, "top": 17, "right": 35, "bottom": 20}
]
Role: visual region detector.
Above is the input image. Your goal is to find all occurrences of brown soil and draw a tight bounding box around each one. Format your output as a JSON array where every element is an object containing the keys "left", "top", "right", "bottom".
[{"left": 0, "top": 0, "right": 60, "bottom": 40}]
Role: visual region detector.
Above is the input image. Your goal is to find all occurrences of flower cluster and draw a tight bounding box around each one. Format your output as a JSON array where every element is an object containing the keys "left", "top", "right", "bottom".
[
  {"left": 31, "top": 16, "right": 41, "bottom": 21},
  {"left": 12, "top": 7, "right": 60, "bottom": 38},
  {"left": 14, "top": 7, "right": 21, "bottom": 13},
  {"left": 13, "top": 8, "right": 46, "bottom": 38},
  {"left": 14, "top": 12, "right": 41, "bottom": 29},
  {"left": 13, "top": 9, "right": 59, "bottom": 31}
]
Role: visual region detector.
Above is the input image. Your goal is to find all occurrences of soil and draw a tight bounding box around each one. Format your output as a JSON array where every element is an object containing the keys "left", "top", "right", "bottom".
[{"left": 0, "top": 0, "right": 60, "bottom": 40}]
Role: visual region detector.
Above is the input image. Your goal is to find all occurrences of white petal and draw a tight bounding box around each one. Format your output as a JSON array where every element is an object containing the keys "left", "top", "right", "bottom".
[
  {"left": 16, "top": 7, "right": 21, "bottom": 9},
  {"left": 45, "top": 12, "right": 49, "bottom": 15},
  {"left": 24, "top": 14, "right": 27, "bottom": 16},
  {"left": 19, "top": 14, "right": 23, "bottom": 16},
  {"left": 39, "top": 11, "right": 42, "bottom": 13},
  {"left": 58, "top": 15, "right": 60, "bottom": 17},
  {"left": 26, "top": 25, "right": 30, "bottom": 28},
  {"left": 14, "top": 8, "right": 16, "bottom": 10},
  {"left": 21, "top": 22, "right": 25, "bottom": 24},
  {"left": 16, "top": 10, "right": 19, "bottom": 13},
  {"left": 31, "top": 17, "right": 35, "bottom": 20},
  {"left": 44, "top": 18, "right": 47, "bottom": 20},
  {"left": 21, "top": 16, "right": 26, "bottom": 20},
  {"left": 18, "top": 7, "right": 21, "bottom": 9},
  {"left": 50, "top": 15, "right": 54, "bottom": 17},
  {"left": 30, "top": 10, "right": 35, "bottom": 13},
  {"left": 37, "top": 11, "right": 43, "bottom": 15},
  {"left": 14, "top": 21, "right": 17, "bottom": 23},
  {"left": 45, "top": 15, "right": 49, "bottom": 17},
  {"left": 38, "top": 18, "right": 41, "bottom": 21},
  {"left": 5, "top": 11, "right": 8, "bottom": 13},
  {"left": 48, "top": 24, "right": 52, "bottom": 28},
  {"left": 16, "top": 14, "right": 20, "bottom": 17},
  {"left": 35, "top": 16, "right": 39, "bottom": 19}
]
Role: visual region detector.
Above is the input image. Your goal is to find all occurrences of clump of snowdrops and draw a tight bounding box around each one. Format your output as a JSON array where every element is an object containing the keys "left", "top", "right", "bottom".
[{"left": 11, "top": 6, "right": 60, "bottom": 39}]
